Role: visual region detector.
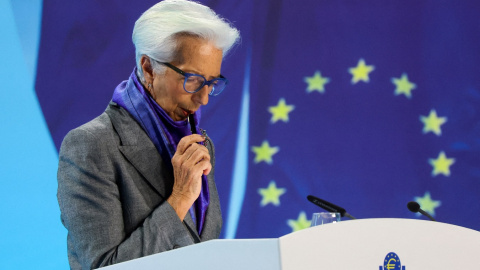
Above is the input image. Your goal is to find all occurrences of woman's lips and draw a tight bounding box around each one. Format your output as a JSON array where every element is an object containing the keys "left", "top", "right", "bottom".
[{"left": 181, "top": 108, "right": 193, "bottom": 116}]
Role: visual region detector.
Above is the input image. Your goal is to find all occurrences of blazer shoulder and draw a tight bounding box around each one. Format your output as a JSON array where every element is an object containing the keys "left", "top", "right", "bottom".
[
  {"left": 61, "top": 102, "right": 139, "bottom": 144},
  {"left": 62, "top": 113, "right": 112, "bottom": 145},
  {"left": 60, "top": 103, "right": 132, "bottom": 154}
]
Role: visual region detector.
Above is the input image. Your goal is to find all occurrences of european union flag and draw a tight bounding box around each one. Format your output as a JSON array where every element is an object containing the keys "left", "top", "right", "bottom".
[{"left": 36, "top": 0, "right": 480, "bottom": 241}]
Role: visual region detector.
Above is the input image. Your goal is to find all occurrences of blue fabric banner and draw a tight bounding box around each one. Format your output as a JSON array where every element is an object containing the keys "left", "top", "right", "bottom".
[{"left": 35, "top": 0, "right": 480, "bottom": 240}]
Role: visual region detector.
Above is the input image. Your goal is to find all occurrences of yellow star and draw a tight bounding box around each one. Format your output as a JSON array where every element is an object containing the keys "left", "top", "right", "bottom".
[
  {"left": 392, "top": 73, "right": 417, "bottom": 98},
  {"left": 429, "top": 151, "right": 455, "bottom": 177},
  {"left": 304, "top": 71, "right": 330, "bottom": 93},
  {"left": 420, "top": 109, "right": 447, "bottom": 136},
  {"left": 268, "top": 98, "right": 295, "bottom": 123},
  {"left": 348, "top": 59, "right": 375, "bottom": 84},
  {"left": 414, "top": 192, "right": 441, "bottom": 216},
  {"left": 287, "top": 211, "right": 311, "bottom": 232},
  {"left": 258, "top": 181, "right": 286, "bottom": 206},
  {"left": 251, "top": 141, "right": 279, "bottom": 164}
]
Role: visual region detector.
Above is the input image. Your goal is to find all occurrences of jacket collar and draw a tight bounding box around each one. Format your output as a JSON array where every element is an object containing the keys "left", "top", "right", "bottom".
[
  {"left": 106, "top": 102, "right": 173, "bottom": 198},
  {"left": 105, "top": 102, "right": 201, "bottom": 241}
]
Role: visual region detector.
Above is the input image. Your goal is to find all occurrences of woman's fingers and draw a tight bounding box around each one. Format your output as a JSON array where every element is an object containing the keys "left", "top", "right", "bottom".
[{"left": 176, "top": 134, "right": 205, "bottom": 154}]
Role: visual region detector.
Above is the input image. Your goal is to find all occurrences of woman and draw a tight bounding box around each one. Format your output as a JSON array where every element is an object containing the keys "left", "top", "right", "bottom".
[{"left": 57, "top": 1, "right": 240, "bottom": 269}]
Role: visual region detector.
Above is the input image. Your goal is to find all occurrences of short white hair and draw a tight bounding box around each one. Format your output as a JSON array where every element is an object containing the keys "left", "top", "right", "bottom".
[{"left": 132, "top": 0, "right": 240, "bottom": 79}]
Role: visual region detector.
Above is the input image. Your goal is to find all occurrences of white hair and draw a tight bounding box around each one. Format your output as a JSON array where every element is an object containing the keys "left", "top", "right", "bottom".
[{"left": 132, "top": 0, "right": 240, "bottom": 80}]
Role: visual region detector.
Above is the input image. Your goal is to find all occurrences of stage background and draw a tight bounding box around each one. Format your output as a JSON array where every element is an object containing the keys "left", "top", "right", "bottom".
[{"left": 1, "top": 0, "right": 479, "bottom": 269}]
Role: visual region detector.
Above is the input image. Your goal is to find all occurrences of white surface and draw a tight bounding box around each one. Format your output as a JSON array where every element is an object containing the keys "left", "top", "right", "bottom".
[
  {"left": 100, "top": 239, "right": 280, "bottom": 270},
  {"left": 279, "top": 218, "right": 480, "bottom": 269},
  {"left": 99, "top": 219, "right": 480, "bottom": 269}
]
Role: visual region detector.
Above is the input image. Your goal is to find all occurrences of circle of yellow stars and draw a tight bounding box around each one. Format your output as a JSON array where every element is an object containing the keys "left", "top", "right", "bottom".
[
  {"left": 384, "top": 253, "right": 401, "bottom": 269},
  {"left": 250, "top": 57, "right": 453, "bottom": 232}
]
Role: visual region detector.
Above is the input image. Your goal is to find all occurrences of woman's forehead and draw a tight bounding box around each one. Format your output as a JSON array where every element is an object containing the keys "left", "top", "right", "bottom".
[{"left": 173, "top": 38, "right": 223, "bottom": 78}]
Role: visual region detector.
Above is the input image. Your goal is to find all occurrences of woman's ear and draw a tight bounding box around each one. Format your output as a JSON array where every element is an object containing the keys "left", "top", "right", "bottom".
[
  {"left": 140, "top": 55, "right": 154, "bottom": 84},
  {"left": 140, "top": 55, "right": 157, "bottom": 99}
]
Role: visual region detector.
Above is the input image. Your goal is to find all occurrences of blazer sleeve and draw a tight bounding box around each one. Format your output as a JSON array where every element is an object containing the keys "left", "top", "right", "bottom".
[{"left": 57, "top": 125, "right": 195, "bottom": 270}]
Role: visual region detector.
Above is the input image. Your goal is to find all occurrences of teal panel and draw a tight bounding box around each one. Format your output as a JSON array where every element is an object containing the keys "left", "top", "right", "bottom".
[{"left": 0, "top": 0, "right": 68, "bottom": 269}]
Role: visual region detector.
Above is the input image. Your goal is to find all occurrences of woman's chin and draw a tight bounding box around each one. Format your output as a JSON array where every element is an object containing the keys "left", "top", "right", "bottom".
[{"left": 173, "top": 113, "right": 188, "bottom": 122}]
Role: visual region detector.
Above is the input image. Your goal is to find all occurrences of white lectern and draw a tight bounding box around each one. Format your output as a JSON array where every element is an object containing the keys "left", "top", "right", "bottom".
[{"left": 100, "top": 218, "right": 480, "bottom": 269}]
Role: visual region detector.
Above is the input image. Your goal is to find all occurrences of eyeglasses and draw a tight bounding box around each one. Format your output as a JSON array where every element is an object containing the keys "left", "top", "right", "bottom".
[{"left": 158, "top": 61, "right": 228, "bottom": 96}]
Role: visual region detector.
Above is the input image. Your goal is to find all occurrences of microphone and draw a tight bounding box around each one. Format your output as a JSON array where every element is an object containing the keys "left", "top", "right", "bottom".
[
  {"left": 407, "top": 201, "right": 436, "bottom": 221},
  {"left": 307, "top": 195, "right": 356, "bottom": 220}
]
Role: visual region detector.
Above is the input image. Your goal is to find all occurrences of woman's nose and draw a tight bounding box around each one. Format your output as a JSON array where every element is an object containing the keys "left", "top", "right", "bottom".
[{"left": 193, "top": 85, "right": 210, "bottom": 105}]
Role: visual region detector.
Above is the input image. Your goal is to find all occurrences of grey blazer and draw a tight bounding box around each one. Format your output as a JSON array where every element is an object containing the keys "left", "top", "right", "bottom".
[{"left": 57, "top": 102, "right": 222, "bottom": 270}]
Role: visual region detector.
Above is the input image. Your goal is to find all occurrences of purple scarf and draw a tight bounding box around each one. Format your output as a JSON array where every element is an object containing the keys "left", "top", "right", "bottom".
[{"left": 112, "top": 68, "right": 210, "bottom": 234}]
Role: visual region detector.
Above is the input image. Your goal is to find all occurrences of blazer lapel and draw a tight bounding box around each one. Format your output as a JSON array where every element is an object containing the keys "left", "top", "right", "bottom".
[
  {"left": 199, "top": 173, "right": 222, "bottom": 240},
  {"left": 199, "top": 138, "right": 222, "bottom": 241},
  {"left": 183, "top": 212, "right": 201, "bottom": 242},
  {"left": 106, "top": 103, "right": 174, "bottom": 198},
  {"left": 106, "top": 102, "right": 209, "bottom": 243}
]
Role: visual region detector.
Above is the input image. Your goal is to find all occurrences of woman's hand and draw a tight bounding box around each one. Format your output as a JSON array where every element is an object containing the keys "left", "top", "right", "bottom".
[{"left": 167, "top": 134, "right": 211, "bottom": 220}]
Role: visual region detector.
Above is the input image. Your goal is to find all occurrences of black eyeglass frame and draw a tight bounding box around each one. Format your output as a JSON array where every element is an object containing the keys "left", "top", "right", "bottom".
[{"left": 160, "top": 62, "right": 229, "bottom": 96}]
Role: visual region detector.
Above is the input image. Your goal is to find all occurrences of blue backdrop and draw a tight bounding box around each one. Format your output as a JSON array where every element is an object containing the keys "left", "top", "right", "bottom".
[{"left": 2, "top": 0, "right": 479, "bottom": 269}]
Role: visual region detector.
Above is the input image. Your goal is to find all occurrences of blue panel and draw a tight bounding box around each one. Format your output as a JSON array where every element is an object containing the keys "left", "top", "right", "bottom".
[
  {"left": 10, "top": 0, "right": 42, "bottom": 81},
  {"left": 225, "top": 46, "right": 252, "bottom": 239},
  {"left": 0, "top": 0, "right": 68, "bottom": 269}
]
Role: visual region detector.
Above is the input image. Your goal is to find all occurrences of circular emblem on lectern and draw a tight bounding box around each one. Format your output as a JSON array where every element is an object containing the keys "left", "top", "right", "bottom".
[{"left": 383, "top": 252, "right": 402, "bottom": 270}]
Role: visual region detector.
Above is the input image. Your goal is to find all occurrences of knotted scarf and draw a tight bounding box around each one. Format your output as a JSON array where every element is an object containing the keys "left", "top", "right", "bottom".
[{"left": 112, "top": 68, "right": 210, "bottom": 234}]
